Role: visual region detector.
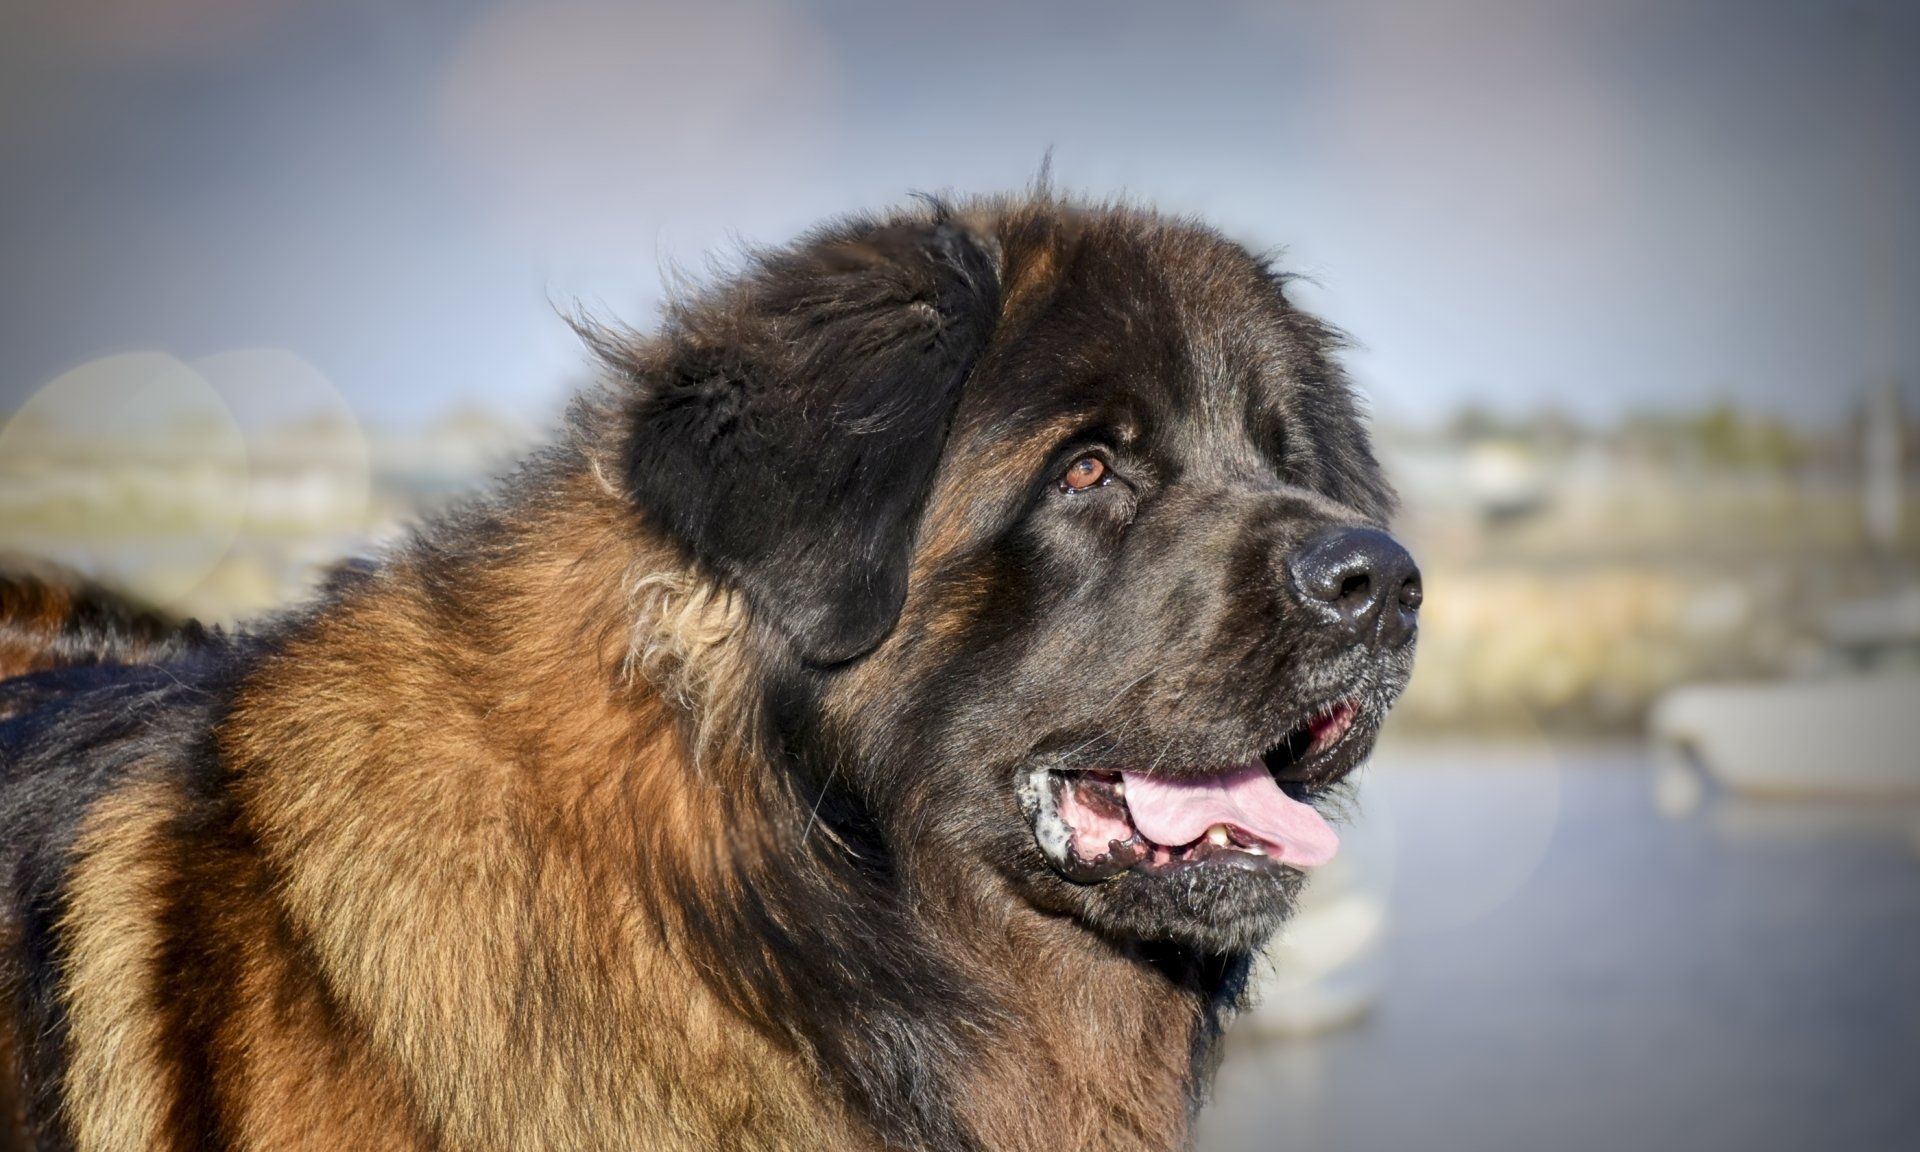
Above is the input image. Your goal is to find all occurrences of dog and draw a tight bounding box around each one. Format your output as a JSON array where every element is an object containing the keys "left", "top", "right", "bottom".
[{"left": 0, "top": 192, "right": 1419, "bottom": 1152}]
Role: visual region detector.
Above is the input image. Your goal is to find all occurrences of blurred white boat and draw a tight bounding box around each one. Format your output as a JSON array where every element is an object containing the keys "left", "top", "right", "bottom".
[
  {"left": 1652, "top": 674, "right": 1920, "bottom": 802},
  {"left": 1651, "top": 588, "right": 1920, "bottom": 806}
]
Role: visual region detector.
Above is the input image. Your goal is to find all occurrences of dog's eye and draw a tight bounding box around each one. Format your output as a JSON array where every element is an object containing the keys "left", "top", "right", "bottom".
[{"left": 1060, "top": 456, "right": 1108, "bottom": 492}]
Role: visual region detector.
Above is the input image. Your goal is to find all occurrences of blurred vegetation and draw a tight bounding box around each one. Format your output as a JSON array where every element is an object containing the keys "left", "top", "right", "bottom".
[
  {"left": 1386, "top": 397, "right": 1918, "bottom": 734},
  {"left": 2, "top": 394, "right": 1915, "bottom": 736}
]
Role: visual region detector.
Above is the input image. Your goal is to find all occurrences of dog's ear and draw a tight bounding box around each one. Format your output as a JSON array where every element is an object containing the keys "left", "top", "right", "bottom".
[{"left": 613, "top": 212, "right": 1001, "bottom": 666}]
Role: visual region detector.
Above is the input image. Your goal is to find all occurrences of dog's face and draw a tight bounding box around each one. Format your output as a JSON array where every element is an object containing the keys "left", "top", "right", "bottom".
[{"left": 619, "top": 200, "right": 1418, "bottom": 955}]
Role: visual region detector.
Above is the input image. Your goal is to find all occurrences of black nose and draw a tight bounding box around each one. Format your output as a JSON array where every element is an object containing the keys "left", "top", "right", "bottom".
[{"left": 1289, "top": 527, "right": 1422, "bottom": 648}]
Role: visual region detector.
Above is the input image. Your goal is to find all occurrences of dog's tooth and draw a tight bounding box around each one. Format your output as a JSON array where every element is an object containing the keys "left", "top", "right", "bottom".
[
  {"left": 1113, "top": 779, "right": 1125, "bottom": 798},
  {"left": 1207, "top": 824, "right": 1231, "bottom": 847}
]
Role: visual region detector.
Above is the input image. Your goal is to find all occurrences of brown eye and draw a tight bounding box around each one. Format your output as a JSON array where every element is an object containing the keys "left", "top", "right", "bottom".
[{"left": 1061, "top": 455, "right": 1108, "bottom": 492}]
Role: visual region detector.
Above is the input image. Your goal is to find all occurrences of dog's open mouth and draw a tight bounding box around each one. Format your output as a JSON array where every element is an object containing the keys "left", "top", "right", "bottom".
[{"left": 1020, "top": 699, "right": 1364, "bottom": 884}]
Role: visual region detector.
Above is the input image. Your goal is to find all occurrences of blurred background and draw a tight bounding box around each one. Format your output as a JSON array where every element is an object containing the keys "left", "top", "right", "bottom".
[{"left": 2, "top": 1, "right": 1916, "bottom": 1149}]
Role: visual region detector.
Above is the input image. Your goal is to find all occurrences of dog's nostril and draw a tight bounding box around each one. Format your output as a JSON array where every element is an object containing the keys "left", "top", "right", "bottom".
[
  {"left": 1338, "top": 572, "right": 1371, "bottom": 602},
  {"left": 1398, "top": 571, "right": 1423, "bottom": 610}
]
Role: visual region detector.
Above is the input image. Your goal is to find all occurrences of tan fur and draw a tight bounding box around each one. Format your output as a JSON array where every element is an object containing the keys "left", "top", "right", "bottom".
[
  {"left": 954, "top": 929, "right": 1198, "bottom": 1151},
  {"left": 56, "top": 777, "right": 426, "bottom": 1151},
  {"left": 0, "top": 930, "right": 24, "bottom": 1152},
  {"left": 218, "top": 465, "right": 867, "bottom": 1151},
  {"left": 59, "top": 777, "right": 186, "bottom": 1151},
  {"left": 0, "top": 1035, "right": 18, "bottom": 1152},
  {"left": 0, "top": 573, "right": 77, "bottom": 680},
  {"left": 218, "top": 961, "right": 427, "bottom": 1152},
  {"left": 985, "top": 206, "right": 1065, "bottom": 324}
]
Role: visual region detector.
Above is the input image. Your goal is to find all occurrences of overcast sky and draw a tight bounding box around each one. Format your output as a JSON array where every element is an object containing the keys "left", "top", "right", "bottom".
[{"left": 1, "top": 0, "right": 1914, "bottom": 428}]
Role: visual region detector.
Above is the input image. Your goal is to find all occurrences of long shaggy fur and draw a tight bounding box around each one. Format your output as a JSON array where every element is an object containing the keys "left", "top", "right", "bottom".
[{"left": 0, "top": 192, "right": 1410, "bottom": 1151}]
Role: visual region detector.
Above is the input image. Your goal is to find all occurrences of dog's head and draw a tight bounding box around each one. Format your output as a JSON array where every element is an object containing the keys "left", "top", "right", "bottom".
[{"left": 612, "top": 197, "right": 1417, "bottom": 955}]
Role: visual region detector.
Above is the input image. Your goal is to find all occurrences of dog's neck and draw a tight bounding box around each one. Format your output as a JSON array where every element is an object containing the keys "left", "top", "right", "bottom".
[{"left": 934, "top": 903, "right": 1244, "bottom": 1152}]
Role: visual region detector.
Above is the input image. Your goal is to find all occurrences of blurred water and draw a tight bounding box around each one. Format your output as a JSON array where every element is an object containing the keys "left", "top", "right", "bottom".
[{"left": 1201, "top": 748, "right": 1920, "bottom": 1152}]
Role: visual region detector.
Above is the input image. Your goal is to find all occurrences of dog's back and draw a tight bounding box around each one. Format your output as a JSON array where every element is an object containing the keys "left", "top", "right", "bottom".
[{"left": 0, "top": 566, "right": 202, "bottom": 684}]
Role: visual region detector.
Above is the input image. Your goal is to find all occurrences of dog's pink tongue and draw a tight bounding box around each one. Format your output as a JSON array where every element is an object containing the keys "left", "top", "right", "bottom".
[{"left": 1120, "top": 765, "right": 1339, "bottom": 868}]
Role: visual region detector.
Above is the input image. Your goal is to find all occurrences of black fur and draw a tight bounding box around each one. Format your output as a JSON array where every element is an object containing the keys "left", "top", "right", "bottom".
[{"left": 605, "top": 208, "right": 1002, "bottom": 665}]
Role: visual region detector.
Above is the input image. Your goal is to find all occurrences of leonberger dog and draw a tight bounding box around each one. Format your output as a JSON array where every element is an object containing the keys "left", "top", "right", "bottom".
[{"left": 0, "top": 193, "right": 1420, "bottom": 1151}]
